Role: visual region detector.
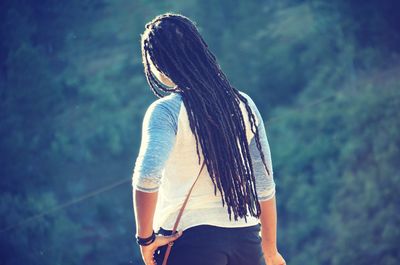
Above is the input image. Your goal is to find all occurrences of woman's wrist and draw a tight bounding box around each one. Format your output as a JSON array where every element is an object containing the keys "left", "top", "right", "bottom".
[
  {"left": 137, "top": 227, "right": 155, "bottom": 238},
  {"left": 262, "top": 241, "right": 278, "bottom": 256},
  {"left": 136, "top": 230, "right": 156, "bottom": 246}
]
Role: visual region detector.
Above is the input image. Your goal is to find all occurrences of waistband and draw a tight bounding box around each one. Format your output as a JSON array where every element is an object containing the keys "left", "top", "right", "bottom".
[{"left": 157, "top": 223, "right": 261, "bottom": 236}]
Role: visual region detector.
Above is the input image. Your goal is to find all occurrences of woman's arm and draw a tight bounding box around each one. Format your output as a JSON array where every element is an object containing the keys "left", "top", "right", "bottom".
[
  {"left": 133, "top": 190, "right": 158, "bottom": 238},
  {"left": 131, "top": 97, "right": 182, "bottom": 264},
  {"left": 260, "top": 195, "right": 286, "bottom": 265},
  {"left": 259, "top": 195, "right": 278, "bottom": 256},
  {"left": 132, "top": 97, "right": 180, "bottom": 228},
  {"left": 242, "top": 92, "right": 286, "bottom": 264}
]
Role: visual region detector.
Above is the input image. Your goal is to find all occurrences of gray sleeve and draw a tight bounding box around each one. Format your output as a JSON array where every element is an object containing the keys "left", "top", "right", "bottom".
[
  {"left": 244, "top": 93, "right": 276, "bottom": 201},
  {"left": 131, "top": 98, "right": 179, "bottom": 193}
]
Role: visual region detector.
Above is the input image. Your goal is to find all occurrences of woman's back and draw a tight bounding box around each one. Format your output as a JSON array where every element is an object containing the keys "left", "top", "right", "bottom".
[{"left": 132, "top": 90, "right": 276, "bottom": 231}]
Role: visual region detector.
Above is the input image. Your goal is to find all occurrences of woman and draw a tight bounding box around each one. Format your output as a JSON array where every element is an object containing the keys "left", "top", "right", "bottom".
[{"left": 132, "top": 13, "right": 285, "bottom": 265}]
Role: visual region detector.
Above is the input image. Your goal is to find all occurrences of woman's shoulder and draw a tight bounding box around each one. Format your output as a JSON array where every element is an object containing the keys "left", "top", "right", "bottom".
[
  {"left": 238, "top": 90, "right": 255, "bottom": 105},
  {"left": 145, "top": 92, "right": 182, "bottom": 116},
  {"left": 148, "top": 92, "right": 182, "bottom": 111},
  {"left": 237, "top": 90, "right": 263, "bottom": 126},
  {"left": 143, "top": 93, "right": 183, "bottom": 134},
  {"left": 238, "top": 90, "right": 260, "bottom": 112}
]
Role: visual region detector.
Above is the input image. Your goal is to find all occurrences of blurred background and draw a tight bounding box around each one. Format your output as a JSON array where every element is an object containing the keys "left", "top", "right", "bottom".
[{"left": 1, "top": 0, "right": 399, "bottom": 264}]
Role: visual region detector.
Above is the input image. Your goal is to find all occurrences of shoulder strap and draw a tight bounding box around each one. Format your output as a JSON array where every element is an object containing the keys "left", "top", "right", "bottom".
[{"left": 162, "top": 160, "right": 206, "bottom": 265}]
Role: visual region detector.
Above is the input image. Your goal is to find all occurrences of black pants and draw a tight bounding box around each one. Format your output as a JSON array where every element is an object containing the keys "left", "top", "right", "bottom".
[{"left": 154, "top": 224, "right": 266, "bottom": 265}]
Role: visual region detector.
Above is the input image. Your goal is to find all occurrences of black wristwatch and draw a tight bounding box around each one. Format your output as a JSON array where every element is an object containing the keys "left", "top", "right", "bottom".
[{"left": 136, "top": 231, "right": 156, "bottom": 246}]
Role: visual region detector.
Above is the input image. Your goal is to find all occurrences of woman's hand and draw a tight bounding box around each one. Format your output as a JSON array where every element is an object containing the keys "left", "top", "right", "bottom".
[
  {"left": 264, "top": 251, "right": 286, "bottom": 265},
  {"left": 140, "top": 231, "right": 183, "bottom": 265}
]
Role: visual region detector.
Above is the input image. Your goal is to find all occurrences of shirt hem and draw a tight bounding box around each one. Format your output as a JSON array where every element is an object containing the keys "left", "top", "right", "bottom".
[{"left": 154, "top": 218, "right": 261, "bottom": 232}]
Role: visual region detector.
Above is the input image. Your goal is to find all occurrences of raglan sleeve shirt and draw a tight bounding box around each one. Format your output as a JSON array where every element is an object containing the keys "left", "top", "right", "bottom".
[
  {"left": 132, "top": 99, "right": 177, "bottom": 193},
  {"left": 132, "top": 93, "right": 276, "bottom": 200}
]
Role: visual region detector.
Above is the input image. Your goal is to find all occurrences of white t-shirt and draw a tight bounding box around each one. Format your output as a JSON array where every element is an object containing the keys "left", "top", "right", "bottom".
[{"left": 132, "top": 90, "right": 276, "bottom": 231}]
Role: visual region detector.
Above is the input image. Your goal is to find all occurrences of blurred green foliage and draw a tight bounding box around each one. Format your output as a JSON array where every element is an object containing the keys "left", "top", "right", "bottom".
[{"left": 0, "top": 0, "right": 399, "bottom": 264}]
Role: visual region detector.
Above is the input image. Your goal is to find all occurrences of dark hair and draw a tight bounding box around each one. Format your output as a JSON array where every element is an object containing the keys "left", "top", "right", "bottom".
[{"left": 140, "top": 12, "right": 271, "bottom": 221}]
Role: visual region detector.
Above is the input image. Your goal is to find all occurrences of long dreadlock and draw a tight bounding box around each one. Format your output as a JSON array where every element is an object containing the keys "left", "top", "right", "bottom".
[{"left": 140, "top": 13, "right": 271, "bottom": 221}]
